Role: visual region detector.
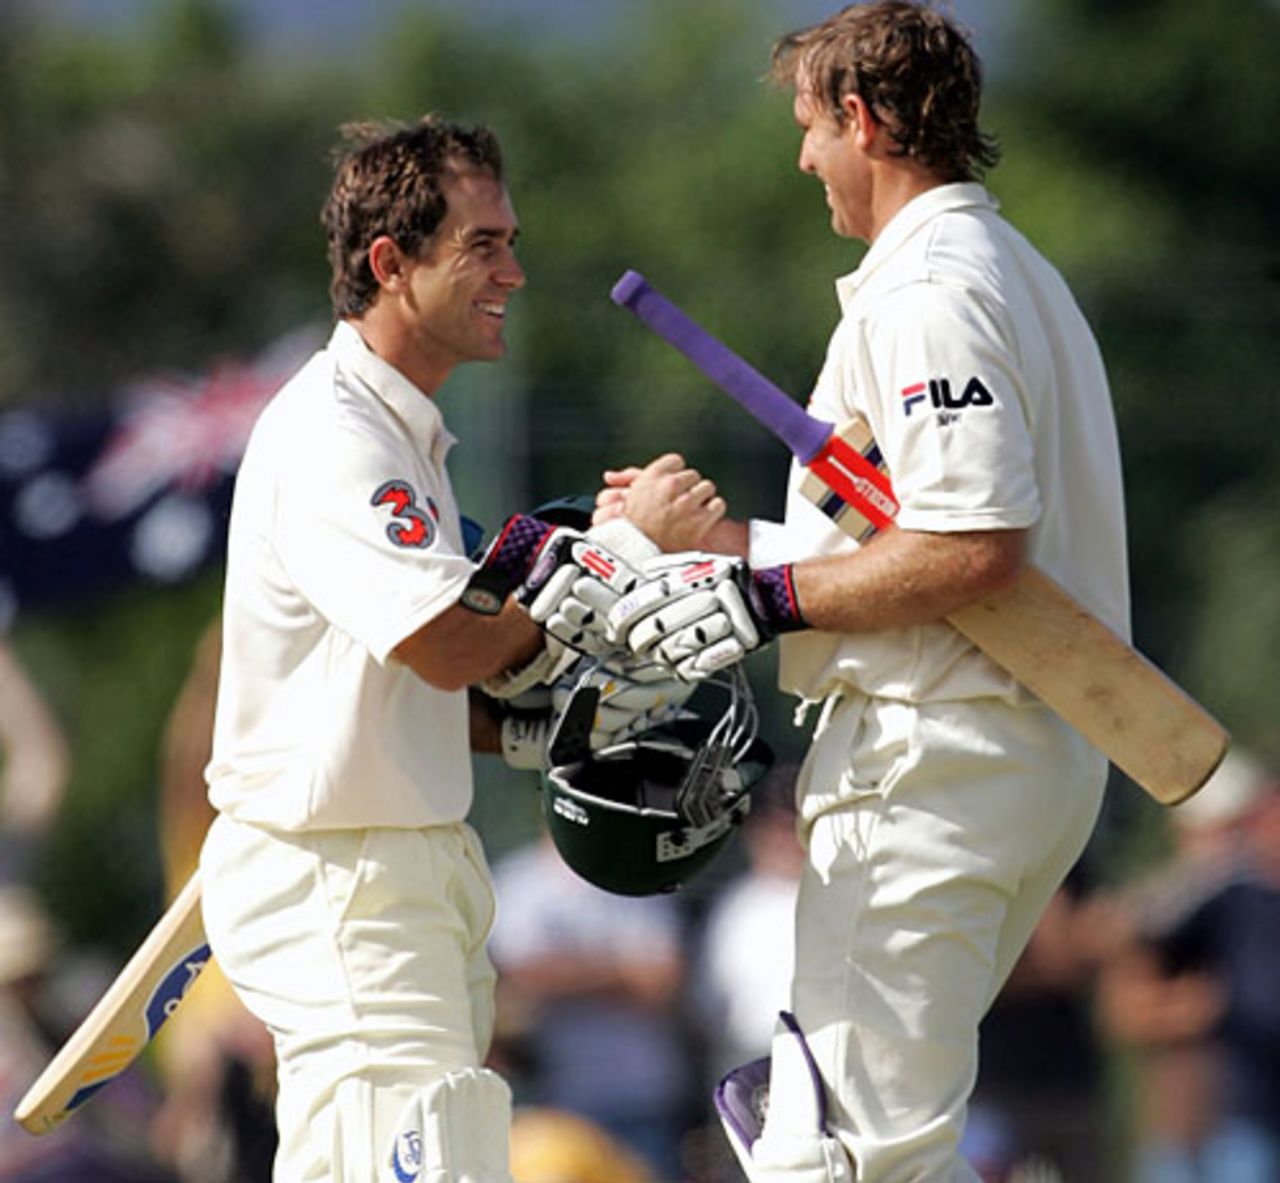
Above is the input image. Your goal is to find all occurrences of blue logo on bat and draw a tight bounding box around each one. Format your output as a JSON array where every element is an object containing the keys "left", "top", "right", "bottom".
[
  {"left": 64, "top": 941, "right": 212, "bottom": 1115},
  {"left": 145, "top": 943, "right": 212, "bottom": 1038}
]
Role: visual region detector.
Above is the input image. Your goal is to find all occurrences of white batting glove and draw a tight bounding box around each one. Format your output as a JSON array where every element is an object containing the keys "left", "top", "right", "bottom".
[
  {"left": 498, "top": 656, "right": 694, "bottom": 770},
  {"left": 462, "top": 514, "right": 642, "bottom": 656},
  {"left": 478, "top": 517, "right": 662, "bottom": 695},
  {"left": 518, "top": 518, "right": 668, "bottom": 656},
  {"left": 517, "top": 532, "right": 641, "bottom": 655},
  {"left": 608, "top": 554, "right": 806, "bottom": 681},
  {"left": 552, "top": 655, "right": 694, "bottom": 752}
]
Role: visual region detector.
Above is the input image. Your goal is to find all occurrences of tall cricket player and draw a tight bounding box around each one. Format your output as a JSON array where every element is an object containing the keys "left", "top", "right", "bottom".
[{"left": 594, "top": 3, "right": 1129, "bottom": 1179}]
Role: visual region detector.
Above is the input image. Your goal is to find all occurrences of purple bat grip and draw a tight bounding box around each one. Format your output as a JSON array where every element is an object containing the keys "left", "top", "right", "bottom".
[{"left": 610, "top": 270, "right": 832, "bottom": 463}]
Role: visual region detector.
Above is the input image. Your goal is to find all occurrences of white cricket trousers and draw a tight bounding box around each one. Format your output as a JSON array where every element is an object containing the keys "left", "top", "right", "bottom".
[
  {"left": 757, "top": 694, "right": 1106, "bottom": 1183},
  {"left": 200, "top": 814, "right": 511, "bottom": 1183}
]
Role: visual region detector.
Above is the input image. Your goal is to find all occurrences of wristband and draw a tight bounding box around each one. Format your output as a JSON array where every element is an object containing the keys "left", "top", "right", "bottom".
[
  {"left": 461, "top": 514, "right": 555, "bottom": 616},
  {"left": 750, "top": 564, "right": 806, "bottom": 637}
]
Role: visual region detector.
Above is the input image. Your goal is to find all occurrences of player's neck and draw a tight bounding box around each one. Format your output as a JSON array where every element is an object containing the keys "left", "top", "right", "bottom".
[
  {"left": 348, "top": 311, "right": 450, "bottom": 399},
  {"left": 865, "top": 165, "right": 949, "bottom": 244}
]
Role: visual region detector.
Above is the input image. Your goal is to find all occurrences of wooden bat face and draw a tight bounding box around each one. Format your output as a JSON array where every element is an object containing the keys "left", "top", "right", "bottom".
[{"left": 15, "top": 873, "right": 209, "bottom": 1134}]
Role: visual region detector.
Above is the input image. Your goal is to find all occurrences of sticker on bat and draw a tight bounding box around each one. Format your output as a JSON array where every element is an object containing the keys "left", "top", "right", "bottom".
[
  {"left": 144, "top": 942, "right": 212, "bottom": 1038},
  {"left": 64, "top": 942, "right": 212, "bottom": 1114}
]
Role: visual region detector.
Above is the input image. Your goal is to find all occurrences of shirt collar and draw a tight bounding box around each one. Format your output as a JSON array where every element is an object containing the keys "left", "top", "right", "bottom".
[
  {"left": 835, "top": 182, "right": 998, "bottom": 310},
  {"left": 327, "top": 320, "right": 457, "bottom": 461}
]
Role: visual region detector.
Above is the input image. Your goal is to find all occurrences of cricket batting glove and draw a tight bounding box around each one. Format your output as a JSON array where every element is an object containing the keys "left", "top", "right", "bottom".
[
  {"left": 498, "top": 656, "right": 694, "bottom": 770},
  {"left": 461, "top": 514, "right": 641, "bottom": 656},
  {"left": 609, "top": 554, "right": 805, "bottom": 681}
]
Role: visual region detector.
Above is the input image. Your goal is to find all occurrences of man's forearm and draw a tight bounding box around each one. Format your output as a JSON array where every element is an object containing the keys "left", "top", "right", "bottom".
[
  {"left": 790, "top": 526, "right": 1026, "bottom": 635},
  {"left": 394, "top": 598, "right": 543, "bottom": 693}
]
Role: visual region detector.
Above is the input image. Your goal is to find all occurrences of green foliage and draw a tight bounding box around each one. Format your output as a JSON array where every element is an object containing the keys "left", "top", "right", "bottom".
[
  {"left": 2, "top": 0, "right": 1277, "bottom": 949},
  {"left": 0, "top": 1, "right": 340, "bottom": 402},
  {"left": 1184, "top": 483, "right": 1280, "bottom": 761}
]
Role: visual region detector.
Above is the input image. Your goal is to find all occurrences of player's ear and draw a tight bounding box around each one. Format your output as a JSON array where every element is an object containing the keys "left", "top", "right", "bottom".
[
  {"left": 842, "top": 92, "right": 878, "bottom": 150},
  {"left": 368, "top": 235, "right": 409, "bottom": 291}
]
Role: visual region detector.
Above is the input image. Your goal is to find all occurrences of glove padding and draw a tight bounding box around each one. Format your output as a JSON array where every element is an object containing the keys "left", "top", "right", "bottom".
[
  {"left": 553, "top": 655, "right": 694, "bottom": 752},
  {"left": 499, "top": 656, "right": 694, "bottom": 771},
  {"left": 480, "top": 635, "right": 575, "bottom": 701},
  {"left": 465, "top": 514, "right": 642, "bottom": 656},
  {"left": 608, "top": 554, "right": 803, "bottom": 681},
  {"left": 516, "top": 528, "right": 643, "bottom": 656}
]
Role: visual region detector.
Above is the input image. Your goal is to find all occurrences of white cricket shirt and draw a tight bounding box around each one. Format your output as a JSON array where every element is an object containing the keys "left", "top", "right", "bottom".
[
  {"left": 757, "top": 183, "right": 1129, "bottom": 705},
  {"left": 206, "top": 322, "right": 477, "bottom": 830}
]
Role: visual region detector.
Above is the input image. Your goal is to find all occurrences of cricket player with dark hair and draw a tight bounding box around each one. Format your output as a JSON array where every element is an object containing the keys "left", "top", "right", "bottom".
[
  {"left": 593, "top": 3, "right": 1130, "bottom": 1179},
  {"left": 198, "top": 115, "right": 712, "bottom": 1182}
]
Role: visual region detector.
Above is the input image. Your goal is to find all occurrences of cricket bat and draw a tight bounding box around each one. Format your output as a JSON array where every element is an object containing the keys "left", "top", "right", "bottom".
[
  {"left": 610, "top": 269, "right": 1229, "bottom": 805},
  {"left": 15, "top": 871, "right": 210, "bottom": 1134}
]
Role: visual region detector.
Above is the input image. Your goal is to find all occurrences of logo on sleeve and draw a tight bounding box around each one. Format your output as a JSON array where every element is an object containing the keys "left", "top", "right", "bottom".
[
  {"left": 901, "top": 377, "right": 994, "bottom": 422},
  {"left": 371, "top": 480, "right": 438, "bottom": 549}
]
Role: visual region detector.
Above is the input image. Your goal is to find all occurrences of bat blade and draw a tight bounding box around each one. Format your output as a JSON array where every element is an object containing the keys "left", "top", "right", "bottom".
[
  {"left": 948, "top": 568, "right": 1230, "bottom": 804},
  {"left": 15, "top": 871, "right": 209, "bottom": 1135},
  {"left": 610, "top": 271, "right": 1230, "bottom": 805}
]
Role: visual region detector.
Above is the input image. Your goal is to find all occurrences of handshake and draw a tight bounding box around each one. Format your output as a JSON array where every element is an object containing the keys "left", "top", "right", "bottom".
[
  {"left": 465, "top": 512, "right": 805, "bottom": 682},
  {"left": 465, "top": 511, "right": 804, "bottom": 773}
]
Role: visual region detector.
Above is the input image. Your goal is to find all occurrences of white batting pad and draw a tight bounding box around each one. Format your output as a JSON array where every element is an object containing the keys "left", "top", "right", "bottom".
[{"left": 384, "top": 1068, "right": 514, "bottom": 1183}]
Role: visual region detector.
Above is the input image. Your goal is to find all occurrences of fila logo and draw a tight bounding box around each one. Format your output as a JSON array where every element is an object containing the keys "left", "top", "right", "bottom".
[{"left": 900, "top": 377, "right": 995, "bottom": 417}]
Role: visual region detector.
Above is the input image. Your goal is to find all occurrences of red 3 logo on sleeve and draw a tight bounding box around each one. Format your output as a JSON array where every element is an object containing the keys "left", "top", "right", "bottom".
[{"left": 371, "top": 480, "right": 438, "bottom": 549}]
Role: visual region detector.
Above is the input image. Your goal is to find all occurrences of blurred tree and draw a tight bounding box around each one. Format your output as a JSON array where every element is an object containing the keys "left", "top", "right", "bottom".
[
  {"left": 993, "top": 0, "right": 1280, "bottom": 741},
  {"left": 0, "top": 0, "right": 340, "bottom": 405}
]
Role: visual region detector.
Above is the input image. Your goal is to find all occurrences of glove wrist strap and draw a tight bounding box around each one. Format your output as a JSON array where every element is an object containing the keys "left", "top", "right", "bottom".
[
  {"left": 751, "top": 565, "right": 806, "bottom": 637},
  {"left": 461, "top": 514, "right": 555, "bottom": 615}
]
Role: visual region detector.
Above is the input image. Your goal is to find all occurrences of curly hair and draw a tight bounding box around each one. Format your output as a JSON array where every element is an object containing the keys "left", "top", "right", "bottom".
[
  {"left": 771, "top": 1, "right": 1000, "bottom": 183},
  {"left": 321, "top": 114, "right": 505, "bottom": 318}
]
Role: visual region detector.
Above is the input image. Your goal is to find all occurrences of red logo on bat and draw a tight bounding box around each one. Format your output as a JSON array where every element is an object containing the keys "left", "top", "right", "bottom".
[{"left": 371, "top": 480, "right": 438, "bottom": 549}]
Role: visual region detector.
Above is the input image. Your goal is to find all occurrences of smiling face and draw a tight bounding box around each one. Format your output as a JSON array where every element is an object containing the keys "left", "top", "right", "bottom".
[
  {"left": 401, "top": 169, "right": 525, "bottom": 379},
  {"left": 361, "top": 166, "right": 525, "bottom": 395},
  {"left": 793, "top": 84, "right": 872, "bottom": 242}
]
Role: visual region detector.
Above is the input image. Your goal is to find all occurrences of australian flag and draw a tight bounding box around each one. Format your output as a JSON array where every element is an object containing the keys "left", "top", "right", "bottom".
[{"left": 0, "top": 327, "right": 323, "bottom": 627}]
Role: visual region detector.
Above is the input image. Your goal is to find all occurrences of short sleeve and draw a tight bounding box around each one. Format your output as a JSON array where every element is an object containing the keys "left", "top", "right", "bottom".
[
  {"left": 863, "top": 282, "right": 1041, "bottom": 533},
  {"left": 274, "top": 411, "right": 473, "bottom": 661}
]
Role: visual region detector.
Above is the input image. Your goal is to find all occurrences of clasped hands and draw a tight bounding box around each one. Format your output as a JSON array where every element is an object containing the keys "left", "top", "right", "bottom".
[
  {"left": 475, "top": 455, "right": 807, "bottom": 770},
  {"left": 535, "top": 455, "right": 797, "bottom": 679}
]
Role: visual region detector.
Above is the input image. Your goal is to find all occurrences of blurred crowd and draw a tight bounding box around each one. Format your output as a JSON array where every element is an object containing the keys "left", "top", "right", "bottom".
[{"left": 1, "top": 626, "right": 1278, "bottom": 1183}]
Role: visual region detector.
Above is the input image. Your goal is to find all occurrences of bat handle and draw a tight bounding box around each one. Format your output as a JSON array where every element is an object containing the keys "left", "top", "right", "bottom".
[{"left": 610, "top": 270, "right": 832, "bottom": 463}]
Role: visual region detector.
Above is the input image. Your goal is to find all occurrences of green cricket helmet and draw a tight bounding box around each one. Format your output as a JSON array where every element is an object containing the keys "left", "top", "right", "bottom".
[{"left": 541, "top": 662, "right": 773, "bottom": 896}]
